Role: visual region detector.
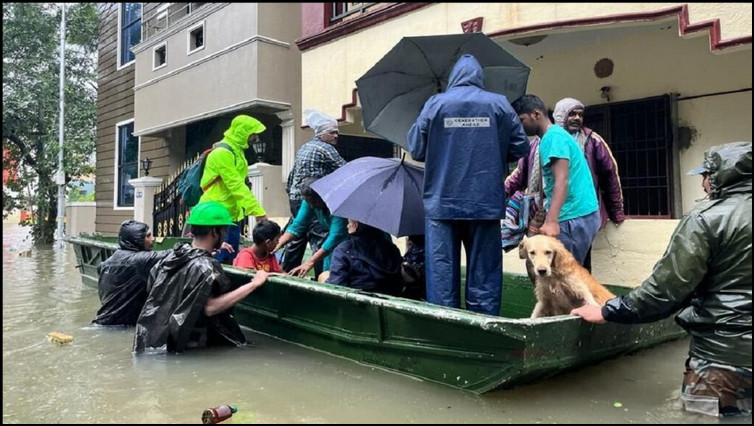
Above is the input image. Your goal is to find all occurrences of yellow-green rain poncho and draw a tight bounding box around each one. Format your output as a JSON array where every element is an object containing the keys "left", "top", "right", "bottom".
[{"left": 199, "top": 115, "right": 267, "bottom": 221}]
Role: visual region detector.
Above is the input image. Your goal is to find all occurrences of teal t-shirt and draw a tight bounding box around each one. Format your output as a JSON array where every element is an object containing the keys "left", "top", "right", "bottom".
[
  {"left": 540, "top": 125, "right": 598, "bottom": 221},
  {"left": 287, "top": 199, "right": 348, "bottom": 270}
]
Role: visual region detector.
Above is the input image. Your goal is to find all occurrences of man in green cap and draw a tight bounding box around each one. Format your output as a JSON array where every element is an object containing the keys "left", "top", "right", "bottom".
[
  {"left": 200, "top": 114, "right": 269, "bottom": 264},
  {"left": 133, "top": 201, "right": 269, "bottom": 353}
]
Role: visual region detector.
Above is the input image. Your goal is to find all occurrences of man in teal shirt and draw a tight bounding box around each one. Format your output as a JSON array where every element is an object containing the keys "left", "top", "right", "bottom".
[{"left": 512, "top": 95, "right": 599, "bottom": 264}]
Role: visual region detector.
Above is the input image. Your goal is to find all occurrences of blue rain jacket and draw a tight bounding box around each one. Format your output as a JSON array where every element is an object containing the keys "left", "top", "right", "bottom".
[{"left": 408, "top": 54, "right": 529, "bottom": 219}]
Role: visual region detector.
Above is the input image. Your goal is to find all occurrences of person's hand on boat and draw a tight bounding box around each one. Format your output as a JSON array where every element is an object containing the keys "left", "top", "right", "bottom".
[
  {"left": 288, "top": 261, "right": 314, "bottom": 278},
  {"left": 250, "top": 270, "right": 270, "bottom": 289},
  {"left": 570, "top": 304, "right": 606, "bottom": 323}
]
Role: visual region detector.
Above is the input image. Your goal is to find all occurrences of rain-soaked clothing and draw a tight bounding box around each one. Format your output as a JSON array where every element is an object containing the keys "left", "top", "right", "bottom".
[
  {"left": 92, "top": 221, "right": 168, "bottom": 326},
  {"left": 133, "top": 243, "right": 246, "bottom": 353},
  {"left": 681, "top": 357, "right": 752, "bottom": 417},
  {"left": 199, "top": 115, "right": 266, "bottom": 222},
  {"left": 327, "top": 224, "right": 403, "bottom": 295},
  {"left": 602, "top": 142, "right": 752, "bottom": 415},
  {"left": 407, "top": 54, "right": 529, "bottom": 316}
]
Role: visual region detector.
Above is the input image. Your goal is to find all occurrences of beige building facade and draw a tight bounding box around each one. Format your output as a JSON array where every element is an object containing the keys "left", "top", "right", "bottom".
[
  {"left": 95, "top": 3, "right": 307, "bottom": 236},
  {"left": 297, "top": 2, "right": 752, "bottom": 286}
]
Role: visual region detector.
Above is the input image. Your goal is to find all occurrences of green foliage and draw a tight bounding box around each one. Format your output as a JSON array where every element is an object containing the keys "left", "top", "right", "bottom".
[
  {"left": 67, "top": 188, "right": 95, "bottom": 203},
  {"left": 3, "top": 3, "right": 97, "bottom": 245}
]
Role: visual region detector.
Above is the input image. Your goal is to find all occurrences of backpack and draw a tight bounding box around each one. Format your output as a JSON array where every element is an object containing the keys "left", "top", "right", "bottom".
[{"left": 178, "top": 142, "right": 235, "bottom": 207}]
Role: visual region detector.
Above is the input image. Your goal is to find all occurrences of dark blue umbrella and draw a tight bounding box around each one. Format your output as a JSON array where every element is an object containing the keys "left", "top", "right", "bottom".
[{"left": 311, "top": 156, "right": 425, "bottom": 237}]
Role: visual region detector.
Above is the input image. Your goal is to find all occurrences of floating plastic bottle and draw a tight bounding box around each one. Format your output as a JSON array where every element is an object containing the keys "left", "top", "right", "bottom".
[{"left": 202, "top": 405, "right": 237, "bottom": 424}]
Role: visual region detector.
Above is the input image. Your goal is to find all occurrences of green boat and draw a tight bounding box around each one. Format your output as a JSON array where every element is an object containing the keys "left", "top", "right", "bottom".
[{"left": 67, "top": 234, "right": 685, "bottom": 393}]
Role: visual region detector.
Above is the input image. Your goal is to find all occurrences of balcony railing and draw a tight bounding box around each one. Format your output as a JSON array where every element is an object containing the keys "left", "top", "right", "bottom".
[{"left": 142, "top": 2, "right": 207, "bottom": 42}]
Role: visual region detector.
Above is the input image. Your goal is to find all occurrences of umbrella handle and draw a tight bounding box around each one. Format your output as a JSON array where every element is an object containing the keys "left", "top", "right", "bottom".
[{"left": 401, "top": 152, "right": 406, "bottom": 164}]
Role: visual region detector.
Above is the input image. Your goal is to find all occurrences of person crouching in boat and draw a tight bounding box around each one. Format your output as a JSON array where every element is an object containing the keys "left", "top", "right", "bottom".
[
  {"left": 273, "top": 177, "right": 348, "bottom": 279},
  {"left": 92, "top": 220, "right": 169, "bottom": 327},
  {"left": 133, "top": 201, "right": 269, "bottom": 354},
  {"left": 320, "top": 219, "right": 403, "bottom": 296}
]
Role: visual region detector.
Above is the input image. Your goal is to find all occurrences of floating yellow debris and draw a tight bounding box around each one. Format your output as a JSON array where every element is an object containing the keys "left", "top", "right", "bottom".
[{"left": 45, "top": 332, "right": 73, "bottom": 345}]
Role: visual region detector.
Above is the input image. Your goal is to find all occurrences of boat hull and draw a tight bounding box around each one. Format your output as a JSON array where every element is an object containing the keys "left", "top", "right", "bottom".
[{"left": 67, "top": 235, "right": 685, "bottom": 393}]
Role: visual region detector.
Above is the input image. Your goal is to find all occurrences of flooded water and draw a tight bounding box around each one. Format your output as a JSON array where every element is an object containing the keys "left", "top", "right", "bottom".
[{"left": 2, "top": 222, "right": 749, "bottom": 424}]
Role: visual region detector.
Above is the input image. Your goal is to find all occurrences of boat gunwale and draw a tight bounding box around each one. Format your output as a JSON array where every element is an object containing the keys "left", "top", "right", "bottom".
[{"left": 65, "top": 236, "right": 573, "bottom": 330}]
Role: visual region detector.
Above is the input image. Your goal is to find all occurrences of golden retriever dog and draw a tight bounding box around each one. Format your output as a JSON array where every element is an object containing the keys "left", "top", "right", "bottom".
[{"left": 518, "top": 235, "right": 615, "bottom": 318}]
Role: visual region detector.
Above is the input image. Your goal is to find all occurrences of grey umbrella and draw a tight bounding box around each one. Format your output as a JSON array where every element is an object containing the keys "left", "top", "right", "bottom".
[
  {"left": 356, "top": 32, "right": 530, "bottom": 151},
  {"left": 310, "top": 156, "right": 425, "bottom": 237}
]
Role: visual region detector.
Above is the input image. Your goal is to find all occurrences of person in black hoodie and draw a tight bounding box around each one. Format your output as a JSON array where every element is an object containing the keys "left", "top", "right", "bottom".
[
  {"left": 133, "top": 201, "right": 269, "bottom": 354},
  {"left": 325, "top": 219, "right": 403, "bottom": 296},
  {"left": 92, "top": 220, "right": 169, "bottom": 326}
]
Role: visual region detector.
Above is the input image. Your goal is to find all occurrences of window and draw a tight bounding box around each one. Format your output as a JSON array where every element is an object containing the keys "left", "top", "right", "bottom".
[
  {"left": 330, "top": 3, "right": 376, "bottom": 23},
  {"left": 115, "top": 120, "right": 139, "bottom": 208},
  {"left": 189, "top": 2, "right": 206, "bottom": 14},
  {"left": 153, "top": 43, "right": 167, "bottom": 70},
  {"left": 118, "top": 3, "right": 142, "bottom": 68},
  {"left": 187, "top": 21, "right": 204, "bottom": 54},
  {"left": 584, "top": 95, "right": 673, "bottom": 217}
]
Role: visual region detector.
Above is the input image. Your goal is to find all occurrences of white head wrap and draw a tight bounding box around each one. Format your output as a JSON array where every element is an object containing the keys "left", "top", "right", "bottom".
[
  {"left": 304, "top": 109, "right": 338, "bottom": 137},
  {"left": 552, "top": 98, "right": 585, "bottom": 128}
]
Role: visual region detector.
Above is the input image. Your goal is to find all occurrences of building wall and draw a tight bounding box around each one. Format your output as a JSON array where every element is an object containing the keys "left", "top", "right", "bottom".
[
  {"left": 301, "top": 3, "right": 751, "bottom": 122},
  {"left": 132, "top": 2, "right": 305, "bottom": 142},
  {"left": 299, "top": 2, "right": 752, "bottom": 286},
  {"left": 499, "top": 24, "right": 752, "bottom": 212},
  {"left": 95, "top": 3, "right": 136, "bottom": 235},
  {"left": 130, "top": 2, "right": 307, "bottom": 183},
  {"left": 97, "top": 3, "right": 308, "bottom": 236},
  {"left": 677, "top": 91, "right": 752, "bottom": 211}
]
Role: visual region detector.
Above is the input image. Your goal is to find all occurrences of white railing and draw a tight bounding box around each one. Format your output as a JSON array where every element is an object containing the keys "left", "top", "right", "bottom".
[{"left": 142, "top": 3, "right": 207, "bottom": 41}]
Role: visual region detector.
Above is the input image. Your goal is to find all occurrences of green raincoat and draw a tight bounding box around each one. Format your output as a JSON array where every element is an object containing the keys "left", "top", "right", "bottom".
[
  {"left": 199, "top": 115, "right": 266, "bottom": 221},
  {"left": 603, "top": 142, "right": 752, "bottom": 367}
]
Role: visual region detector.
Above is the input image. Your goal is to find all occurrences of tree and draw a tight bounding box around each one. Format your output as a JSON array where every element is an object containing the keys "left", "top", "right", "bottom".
[{"left": 3, "top": 3, "right": 98, "bottom": 245}]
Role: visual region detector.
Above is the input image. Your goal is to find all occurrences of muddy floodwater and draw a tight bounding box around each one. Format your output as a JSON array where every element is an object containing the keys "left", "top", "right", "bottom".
[{"left": 2, "top": 223, "right": 749, "bottom": 423}]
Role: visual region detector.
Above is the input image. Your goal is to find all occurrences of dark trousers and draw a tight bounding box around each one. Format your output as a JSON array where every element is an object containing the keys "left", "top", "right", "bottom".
[
  {"left": 215, "top": 223, "right": 241, "bottom": 264},
  {"left": 583, "top": 245, "right": 592, "bottom": 272},
  {"left": 556, "top": 210, "right": 600, "bottom": 266},
  {"left": 425, "top": 219, "right": 502, "bottom": 316},
  {"left": 280, "top": 199, "right": 327, "bottom": 278}
]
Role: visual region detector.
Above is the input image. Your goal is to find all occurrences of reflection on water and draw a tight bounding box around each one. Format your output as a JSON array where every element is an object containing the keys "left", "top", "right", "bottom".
[{"left": 2, "top": 223, "right": 749, "bottom": 424}]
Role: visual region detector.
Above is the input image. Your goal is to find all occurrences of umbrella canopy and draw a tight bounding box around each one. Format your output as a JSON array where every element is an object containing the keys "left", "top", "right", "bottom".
[
  {"left": 310, "top": 156, "right": 425, "bottom": 237},
  {"left": 356, "top": 32, "right": 530, "bottom": 151}
]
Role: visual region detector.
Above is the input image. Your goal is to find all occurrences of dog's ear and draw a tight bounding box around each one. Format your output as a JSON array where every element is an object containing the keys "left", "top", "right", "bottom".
[
  {"left": 518, "top": 237, "right": 528, "bottom": 259},
  {"left": 551, "top": 241, "right": 569, "bottom": 271}
]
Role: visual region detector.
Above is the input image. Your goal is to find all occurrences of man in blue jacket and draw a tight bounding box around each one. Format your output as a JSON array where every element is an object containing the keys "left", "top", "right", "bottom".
[{"left": 407, "top": 54, "right": 529, "bottom": 316}]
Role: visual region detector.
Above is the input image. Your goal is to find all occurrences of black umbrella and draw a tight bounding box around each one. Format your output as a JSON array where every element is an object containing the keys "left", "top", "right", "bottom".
[{"left": 356, "top": 32, "right": 530, "bottom": 151}]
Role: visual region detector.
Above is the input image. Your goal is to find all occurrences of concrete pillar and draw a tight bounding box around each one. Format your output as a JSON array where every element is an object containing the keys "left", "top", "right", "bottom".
[
  {"left": 276, "top": 110, "right": 295, "bottom": 184},
  {"left": 247, "top": 163, "right": 288, "bottom": 232},
  {"left": 128, "top": 176, "right": 163, "bottom": 230}
]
